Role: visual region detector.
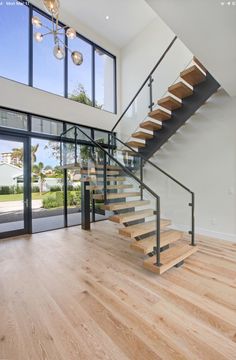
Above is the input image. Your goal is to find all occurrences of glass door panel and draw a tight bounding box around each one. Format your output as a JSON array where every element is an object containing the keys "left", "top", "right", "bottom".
[
  {"left": 0, "top": 135, "right": 27, "bottom": 237},
  {"left": 31, "top": 138, "right": 64, "bottom": 233}
]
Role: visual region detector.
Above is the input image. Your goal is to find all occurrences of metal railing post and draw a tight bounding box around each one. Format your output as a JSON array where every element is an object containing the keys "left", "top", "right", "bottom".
[
  {"left": 148, "top": 75, "right": 154, "bottom": 112},
  {"left": 190, "top": 192, "right": 195, "bottom": 246},
  {"left": 155, "top": 197, "right": 161, "bottom": 267},
  {"left": 81, "top": 180, "right": 90, "bottom": 230},
  {"left": 140, "top": 157, "right": 143, "bottom": 200},
  {"left": 103, "top": 152, "right": 107, "bottom": 204}
]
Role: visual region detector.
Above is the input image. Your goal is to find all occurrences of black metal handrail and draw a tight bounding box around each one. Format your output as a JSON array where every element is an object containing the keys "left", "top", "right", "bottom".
[
  {"left": 114, "top": 136, "right": 193, "bottom": 193},
  {"left": 60, "top": 125, "right": 162, "bottom": 266},
  {"left": 111, "top": 35, "right": 177, "bottom": 132},
  {"left": 112, "top": 134, "right": 195, "bottom": 246}
]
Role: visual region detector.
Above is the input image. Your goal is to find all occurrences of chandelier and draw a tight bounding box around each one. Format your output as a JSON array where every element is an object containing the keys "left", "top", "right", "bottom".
[{"left": 32, "top": 0, "right": 83, "bottom": 65}]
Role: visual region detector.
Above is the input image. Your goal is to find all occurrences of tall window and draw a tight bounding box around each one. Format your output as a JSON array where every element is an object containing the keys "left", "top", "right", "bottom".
[
  {"left": 68, "top": 36, "right": 92, "bottom": 105},
  {"left": 95, "top": 48, "right": 115, "bottom": 113},
  {"left": 0, "top": 2, "right": 29, "bottom": 84},
  {"left": 0, "top": 3, "right": 116, "bottom": 113},
  {"left": 33, "top": 10, "right": 64, "bottom": 96}
]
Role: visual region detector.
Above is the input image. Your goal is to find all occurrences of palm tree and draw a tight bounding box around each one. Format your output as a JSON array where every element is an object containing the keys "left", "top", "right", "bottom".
[
  {"left": 11, "top": 144, "right": 39, "bottom": 167},
  {"left": 11, "top": 147, "right": 23, "bottom": 167},
  {"left": 31, "top": 144, "right": 39, "bottom": 163},
  {"left": 32, "top": 162, "right": 46, "bottom": 194}
]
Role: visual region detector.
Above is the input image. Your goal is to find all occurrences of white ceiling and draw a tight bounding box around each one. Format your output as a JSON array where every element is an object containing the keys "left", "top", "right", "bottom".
[
  {"left": 59, "top": 0, "right": 156, "bottom": 48},
  {"left": 146, "top": 0, "right": 236, "bottom": 96}
]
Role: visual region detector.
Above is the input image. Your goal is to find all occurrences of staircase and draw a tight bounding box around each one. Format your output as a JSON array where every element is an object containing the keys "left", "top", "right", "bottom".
[
  {"left": 122, "top": 56, "right": 220, "bottom": 158},
  {"left": 66, "top": 156, "right": 198, "bottom": 275},
  {"left": 58, "top": 39, "right": 222, "bottom": 275}
]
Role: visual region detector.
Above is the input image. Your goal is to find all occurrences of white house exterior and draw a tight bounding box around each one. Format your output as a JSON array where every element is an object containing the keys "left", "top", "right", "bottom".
[{"left": 0, "top": 163, "right": 23, "bottom": 187}]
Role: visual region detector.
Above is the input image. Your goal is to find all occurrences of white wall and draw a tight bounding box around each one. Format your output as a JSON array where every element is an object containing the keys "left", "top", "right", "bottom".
[
  {"left": 146, "top": 0, "right": 236, "bottom": 96},
  {"left": 0, "top": 0, "right": 121, "bottom": 131},
  {"left": 0, "top": 77, "right": 117, "bottom": 130},
  {"left": 144, "top": 89, "right": 236, "bottom": 241},
  {"left": 119, "top": 16, "right": 192, "bottom": 141}
]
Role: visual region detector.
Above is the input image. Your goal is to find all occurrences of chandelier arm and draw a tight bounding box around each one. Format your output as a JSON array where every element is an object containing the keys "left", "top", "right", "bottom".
[
  {"left": 57, "top": 37, "right": 73, "bottom": 53},
  {"left": 58, "top": 25, "right": 68, "bottom": 31},
  {"left": 51, "top": 14, "right": 55, "bottom": 33},
  {"left": 41, "top": 23, "right": 53, "bottom": 32},
  {"left": 55, "top": 30, "right": 65, "bottom": 35},
  {"left": 42, "top": 31, "right": 53, "bottom": 37},
  {"left": 56, "top": 13, "right": 59, "bottom": 32}
]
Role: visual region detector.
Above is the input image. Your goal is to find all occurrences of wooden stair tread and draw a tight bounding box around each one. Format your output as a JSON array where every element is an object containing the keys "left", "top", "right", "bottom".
[
  {"left": 168, "top": 82, "right": 193, "bottom": 99},
  {"left": 144, "top": 242, "right": 198, "bottom": 274},
  {"left": 148, "top": 109, "right": 171, "bottom": 121},
  {"left": 79, "top": 176, "right": 126, "bottom": 182},
  {"left": 109, "top": 209, "right": 154, "bottom": 223},
  {"left": 95, "top": 164, "right": 120, "bottom": 170},
  {"left": 93, "top": 191, "right": 140, "bottom": 200},
  {"left": 59, "top": 163, "right": 80, "bottom": 169},
  {"left": 86, "top": 184, "right": 133, "bottom": 191},
  {"left": 158, "top": 96, "right": 182, "bottom": 110},
  {"left": 180, "top": 65, "right": 206, "bottom": 86},
  {"left": 120, "top": 150, "right": 137, "bottom": 156},
  {"left": 132, "top": 131, "right": 154, "bottom": 140},
  {"left": 80, "top": 170, "right": 120, "bottom": 175},
  {"left": 140, "top": 121, "right": 162, "bottom": 131},
  {"left": 130, "top": 230, "right": 182, "bottom": 254},
  {"left": 126, "top": 141, "right": 146, "bottom": 148},
  {"left": 102, "top": 200, "right": 150, "bottom": 211},
  {"left": 119, "top": 219, "right": 171, "bottom": 238},
  {"left": 193, "top": 56, "right": 207, "bottom": 73}
]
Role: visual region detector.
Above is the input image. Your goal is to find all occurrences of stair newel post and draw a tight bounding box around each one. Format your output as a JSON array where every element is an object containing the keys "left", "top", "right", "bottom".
[
  {"left": 155, "top": 197, "right": 161, "bottom": 267},
  {"left": 111, "top": 132, "right": 115, "bottom": 157},
  {"left": 103, "top": 152, "right": 107, "bottom": 204},
  {"left": 140, "top": 157, "right": 143, "bottom": 200},
  {"left": 191, "top": 192, "right": 195, "bottom": 246},
  {"left": 148, "top": 75, "right": 154, "bottom": 112},
  {"left": 74, "top": 127, "right": 78, "bottom": 165}
]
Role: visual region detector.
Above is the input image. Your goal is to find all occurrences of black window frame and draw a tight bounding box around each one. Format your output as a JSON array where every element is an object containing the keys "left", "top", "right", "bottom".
[
  {"left": 0, "top": 0, "right": 117, "bottom": 114},
  {"left": 0, "top": 105, "right": 115, "bottom": 239}
]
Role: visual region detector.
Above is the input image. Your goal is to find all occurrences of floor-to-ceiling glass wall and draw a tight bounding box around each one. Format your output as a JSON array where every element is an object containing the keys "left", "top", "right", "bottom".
[{"left": 0, "top": 107, "right": 112, "bottom": 238}]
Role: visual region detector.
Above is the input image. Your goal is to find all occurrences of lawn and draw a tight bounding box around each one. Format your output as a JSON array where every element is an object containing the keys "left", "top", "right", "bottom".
[{"left": 0, "top": 192, "right": 47, "bottom": 202}]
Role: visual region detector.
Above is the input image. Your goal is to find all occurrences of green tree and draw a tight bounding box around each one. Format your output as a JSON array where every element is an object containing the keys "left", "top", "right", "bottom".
[
  {"left": 11, "top": 147, "right": 23, "bottom": 167},
  {"left": 32, "top": 162, "right": 46, "bottom": 194},
  {"left": 69, "top": 84, "right": 102, "bottom": 108},
  {"left": 11, "top": 144, "right": 39, "bottom": 167},
  {"left": 31, "top": 144, "right": 39, "bottom": 163}
]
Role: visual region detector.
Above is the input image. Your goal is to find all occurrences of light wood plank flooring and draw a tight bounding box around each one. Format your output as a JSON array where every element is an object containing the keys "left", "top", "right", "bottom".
[{"left": 0, "top": 221, "right": 236, "bottom": 360}]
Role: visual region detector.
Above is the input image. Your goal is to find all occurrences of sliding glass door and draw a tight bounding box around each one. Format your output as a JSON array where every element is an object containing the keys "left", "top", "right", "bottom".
[{"left": 0, "top": 134, "right": 29, "bottom": 238}]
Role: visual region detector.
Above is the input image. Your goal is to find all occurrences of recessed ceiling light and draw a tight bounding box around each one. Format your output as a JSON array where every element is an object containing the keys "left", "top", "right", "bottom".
[{"left": 105, "top": 15, "right": 109, "bottom": 20}]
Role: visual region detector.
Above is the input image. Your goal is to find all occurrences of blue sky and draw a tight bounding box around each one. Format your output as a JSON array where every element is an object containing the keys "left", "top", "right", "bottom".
[
  {"left": 0, "top": 138, "right": 59, "bottom": 167},
  {"left": 0, "top": 1, "right": 110, "bottom": 105}
]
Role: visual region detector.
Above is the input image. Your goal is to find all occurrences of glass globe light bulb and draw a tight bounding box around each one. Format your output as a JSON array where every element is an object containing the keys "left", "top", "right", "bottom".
[
  {"left": 34, "top": 32, "right": 43, "bottom": 43},
  {"left": 32, "top": 16, "right": 42, "bottom": 28},
  {"left": 43, "top": 0, "right": 60, "bottom": 15},
  {"left": 66, "top": 27, "right": 76, "bottom": 40},
  {"left": 71, "top": 51, "right": 83, "bottom": 66},
  {"left": 53, "top": 45, "right": 65, "bottom": 60}
]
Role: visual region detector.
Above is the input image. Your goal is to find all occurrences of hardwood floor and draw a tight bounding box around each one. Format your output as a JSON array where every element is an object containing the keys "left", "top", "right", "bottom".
[{"left": 0, "top": 221, "right": 236, "bottom": 359}]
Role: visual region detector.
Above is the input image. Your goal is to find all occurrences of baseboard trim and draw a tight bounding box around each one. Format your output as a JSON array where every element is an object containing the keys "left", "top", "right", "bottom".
[
  {"left": 195, "top": 227, "right": 236, "bottom": 243},
  {"left": 171, "top": 223, "right": 236, "bottom": 243}
]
